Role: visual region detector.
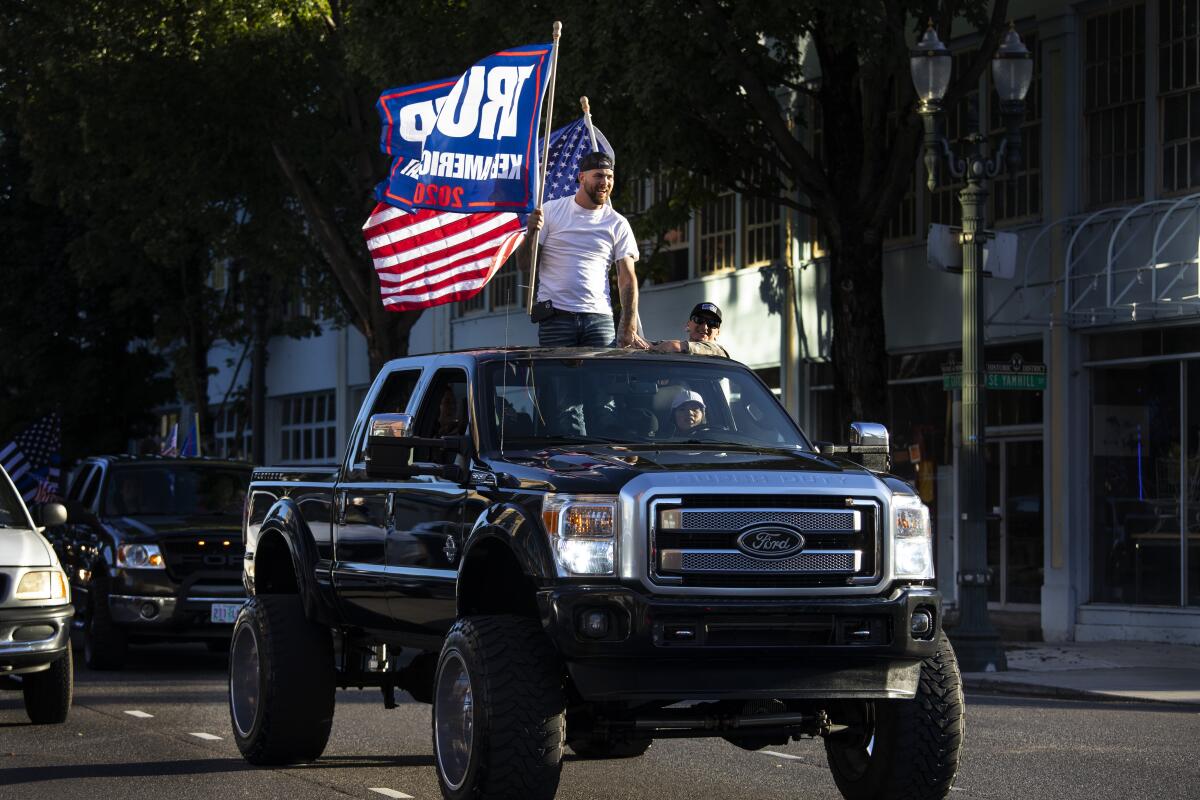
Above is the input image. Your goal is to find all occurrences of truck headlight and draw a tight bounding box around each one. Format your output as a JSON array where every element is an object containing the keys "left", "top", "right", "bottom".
[
  {"left": 542, "top": 494, "right": 617, "bottom": 576},
  {"left": 16, "top": 570, "right": 70, "bottom": 601},
  {"left": 893, "top": 494, "right": 934, "bottom": 579},
  {"left": 116, "top": 543, "right": 166, "bottom": 569}
]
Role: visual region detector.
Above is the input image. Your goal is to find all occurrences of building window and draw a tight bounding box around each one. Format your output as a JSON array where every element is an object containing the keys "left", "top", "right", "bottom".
[
  {"left": 1159, "top": 0, "right": 1200, "bottom": 192},
  {"left": 698, "top": 189, "right": 737, "bottom": 273},
  {"left": 213, "top": 406, "right": 251, "bottom": 460},
  {"left": 991, "top": 32, "right": 1043, "bottom": 222},
  {"left": 927, "top": 50, "right": 979, "bottom": 228},
  {"left": 1084, "top": 3, "right": 1146, "bottom": 207},
  {"left": 278, "top": 391, "right": 337, "bottom": 463},
  {"left": 648, "top": 175, "right": 691, "bottom": 284},
  {"left": 456, "top": 288, "right": 486, "bottom": 316},
  {"left": 1090, "top": 359, "right": 1198, "bottom": 606},
  {"left": 743, "top": 193, "right": 782, "bottom": 267},
  {"left": 488, "top": 257, "right": 520, "bottom": 310}
]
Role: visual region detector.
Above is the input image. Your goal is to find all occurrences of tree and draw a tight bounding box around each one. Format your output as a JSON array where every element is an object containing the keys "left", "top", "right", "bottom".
[
  {"left": 0, "top": 119, "right": 173, "bottom": 461},
  {"left": 1, "top": 0, "right": 331, "bottom": 444}
]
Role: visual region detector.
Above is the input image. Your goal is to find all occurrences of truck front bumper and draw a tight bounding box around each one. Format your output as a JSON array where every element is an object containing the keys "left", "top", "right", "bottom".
[{"left": 537, "top": 584, "right": 941, "bottom": 702}]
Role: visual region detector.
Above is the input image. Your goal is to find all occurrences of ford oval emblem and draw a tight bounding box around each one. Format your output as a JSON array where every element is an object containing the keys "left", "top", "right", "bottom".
[{"left": 736, "top": 525, "right": 805, "bottom": 559}]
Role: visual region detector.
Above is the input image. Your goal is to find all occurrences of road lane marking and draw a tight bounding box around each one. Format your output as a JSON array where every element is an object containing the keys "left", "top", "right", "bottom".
[
  {"left": 124, "top": 710, "right": 153, "bottom": 718},
  {"left": 369, "top": 789, "right": 414, "bottom": 799},
  {"left": 761, "top": 750, "right": 804, "bottom": 761},
  {"left": 189, "top": 732, "right": 223, "bottom": 741}
]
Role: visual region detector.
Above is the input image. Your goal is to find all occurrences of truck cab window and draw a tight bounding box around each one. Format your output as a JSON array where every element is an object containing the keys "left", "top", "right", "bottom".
[{"left": 414, "top": 369, "right": 469, "bottom": 463}]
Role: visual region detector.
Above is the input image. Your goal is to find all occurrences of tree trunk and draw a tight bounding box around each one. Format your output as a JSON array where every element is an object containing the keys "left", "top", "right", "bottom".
[{"left": 827, "top": 230, "right": 890, "bottom": 433}]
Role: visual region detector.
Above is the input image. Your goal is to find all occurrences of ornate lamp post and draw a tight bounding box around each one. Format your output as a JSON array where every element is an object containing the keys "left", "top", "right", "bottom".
[{"left": 911, "top": 24, "right": 1032, "bottom": 671}]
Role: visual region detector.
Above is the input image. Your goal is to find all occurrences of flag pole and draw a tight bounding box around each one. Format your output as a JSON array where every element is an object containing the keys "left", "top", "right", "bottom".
[
  {"left": 527, "top": 20, "right": 562, "bottom": 314},
  {"left": 580, "top": 96, "right": 598, "bottom": 152}
]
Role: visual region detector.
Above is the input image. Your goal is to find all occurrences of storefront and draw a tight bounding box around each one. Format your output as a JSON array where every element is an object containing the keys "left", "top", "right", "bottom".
[{"left": 1085, "top": 327, "right": 1199, "bottom": 612}]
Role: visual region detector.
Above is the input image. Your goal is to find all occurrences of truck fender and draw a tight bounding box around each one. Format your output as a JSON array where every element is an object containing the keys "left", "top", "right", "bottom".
[
  {"left": 463, "top": 501, "right": 556, "bottom": 581},
  {"left": 253, "top": 498, "right": 327, "bottom": 623}
]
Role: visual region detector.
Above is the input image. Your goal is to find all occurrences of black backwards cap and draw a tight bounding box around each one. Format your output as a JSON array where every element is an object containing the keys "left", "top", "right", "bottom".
[
  {"left": 690, "top": 302, "right": 722, "bottom": 324},
  {"left": 578, "top": 151, "right": 614, "bottom": 172}
]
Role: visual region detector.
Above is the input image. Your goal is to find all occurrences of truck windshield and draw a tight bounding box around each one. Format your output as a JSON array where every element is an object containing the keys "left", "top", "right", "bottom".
[
  {"left": 103, "top": 465, "right": 250, "bottom": 517},
  {"left": 482, "top": 358, "right": 811, "bottom": 451},
  {"left": 0, "top": 472, "right": 31, "bottom": 530}
]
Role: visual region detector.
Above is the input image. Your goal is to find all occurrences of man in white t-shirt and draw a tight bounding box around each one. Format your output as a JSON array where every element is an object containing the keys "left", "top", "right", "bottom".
[{"left": 521, "top": 152, "right": 649, "bottom": 349}]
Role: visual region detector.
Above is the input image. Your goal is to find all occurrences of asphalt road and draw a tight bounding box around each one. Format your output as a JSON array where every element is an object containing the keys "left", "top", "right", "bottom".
[{"left": 2, "top": 640, "right": 1198, "bottom": 800}]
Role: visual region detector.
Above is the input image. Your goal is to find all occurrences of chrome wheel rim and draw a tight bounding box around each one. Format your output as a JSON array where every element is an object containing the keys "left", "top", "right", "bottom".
[
  {"left": 229, "top": 622, "right": 261, "bottom": 737},
  {"left": 434, "top": 651, "right": 474, "bottom": 790}
]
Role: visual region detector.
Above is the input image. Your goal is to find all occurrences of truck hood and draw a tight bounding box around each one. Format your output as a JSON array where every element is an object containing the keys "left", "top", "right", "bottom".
[
  {"left": 102, "top": 513, "right": 243, "bottom": 542},
  {"left": 0, "top": 528, "right": 56, "bottom": 568},
  {"left": 491, "top": 444, "right": 853, "bottom": 492}
]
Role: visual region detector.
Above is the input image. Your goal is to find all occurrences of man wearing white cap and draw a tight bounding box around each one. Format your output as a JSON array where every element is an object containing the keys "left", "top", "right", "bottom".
[{"left": 671, "top": 390, "right": 707, "bottom": 436}]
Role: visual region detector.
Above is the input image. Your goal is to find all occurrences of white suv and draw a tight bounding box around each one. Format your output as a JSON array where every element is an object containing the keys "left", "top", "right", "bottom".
[{"left": 0, "top": 465, "right": 73, "bottom": 723}]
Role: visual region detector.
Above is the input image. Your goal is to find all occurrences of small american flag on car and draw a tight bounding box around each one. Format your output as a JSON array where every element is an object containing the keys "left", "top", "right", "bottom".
[
  {"left": 0, "top": 413, "right": 61, "bottom": 503},
  {"left": 362, "top": 118, "right": 612, "bottom": 312}
]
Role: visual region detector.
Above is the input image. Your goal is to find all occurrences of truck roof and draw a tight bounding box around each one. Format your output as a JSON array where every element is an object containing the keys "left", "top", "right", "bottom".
[{"left": 382, "top": 346, "right": 739, "bottom": 370}]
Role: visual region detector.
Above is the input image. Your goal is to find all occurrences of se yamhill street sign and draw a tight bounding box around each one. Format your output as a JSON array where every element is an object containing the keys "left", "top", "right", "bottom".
[{"left": 942, "top": 354, "right": 1047, "bottom": 391}]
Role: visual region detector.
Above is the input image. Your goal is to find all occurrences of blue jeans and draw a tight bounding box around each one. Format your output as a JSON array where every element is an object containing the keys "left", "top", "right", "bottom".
[{"left": 537, "top": 311, "right": 616, "bottom": 347}]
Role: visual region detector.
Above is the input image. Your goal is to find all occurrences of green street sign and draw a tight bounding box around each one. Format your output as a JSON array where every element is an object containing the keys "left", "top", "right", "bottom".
[{"left": 942, "top": 355, "right": 1047, "bottom": 391}]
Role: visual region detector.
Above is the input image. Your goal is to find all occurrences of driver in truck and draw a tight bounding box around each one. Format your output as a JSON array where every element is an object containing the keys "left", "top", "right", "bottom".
[{"left": 670, "top": 390, "right": 707, "bottom": 435}]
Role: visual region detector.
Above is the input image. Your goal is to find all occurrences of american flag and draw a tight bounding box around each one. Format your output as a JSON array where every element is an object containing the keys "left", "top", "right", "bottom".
[
  {"left": 0, "top": 413, "right": 62, "bottom": 503},
  {"left": 363, "top": 118, "right": 612, "bottom": 312}
]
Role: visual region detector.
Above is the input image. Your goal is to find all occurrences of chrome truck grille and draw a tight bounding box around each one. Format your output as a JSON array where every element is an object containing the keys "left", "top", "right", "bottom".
[{"left": 650, "top": 495, "right": 880, "bottom": 588}]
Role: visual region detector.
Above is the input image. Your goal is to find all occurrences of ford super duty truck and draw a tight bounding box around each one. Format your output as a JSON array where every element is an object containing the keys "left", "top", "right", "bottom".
[{"left": 228, "top": 348, "right": 962, "bottom": 800}]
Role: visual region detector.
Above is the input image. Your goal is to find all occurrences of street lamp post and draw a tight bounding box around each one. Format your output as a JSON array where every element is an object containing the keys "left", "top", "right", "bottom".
[{"left": 911, "top": 23, "right": 1033, "bottom": 672}]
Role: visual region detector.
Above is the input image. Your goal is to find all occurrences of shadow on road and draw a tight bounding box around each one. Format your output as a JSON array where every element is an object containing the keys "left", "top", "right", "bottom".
[
  {"left": 0, "top": 753, "right": 436, "bottom": 786},
  {"left": 965, "top": 690, "right": 1200, "bottom": 715}
]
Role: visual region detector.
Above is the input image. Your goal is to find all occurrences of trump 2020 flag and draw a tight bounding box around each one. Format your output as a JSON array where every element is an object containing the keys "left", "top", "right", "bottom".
[
  {"left": 375, "top": 76, "right": 460, "bottom": 209},
  {"left": 0, "top": 413, "right": 61, "bottom": 503},
  {"left": 383, "top": 43, "right": 554, "bottom": 214},
  {"left": 363, "top": 117, "right": 611, "bottom": 312}
]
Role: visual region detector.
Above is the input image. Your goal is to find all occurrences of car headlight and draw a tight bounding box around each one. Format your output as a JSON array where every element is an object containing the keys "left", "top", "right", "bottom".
[
  {"left": 542, "top": 494, "right": 617, "bottom": 576},
  {"left": 893, "top": 493, "right": 934, "bottom": 580},
  {"left": 116, "top": 543, "right": 166, "bottom": 569},
  {"left": 16, "top": 570, "right": 70, "bottom": 601}
]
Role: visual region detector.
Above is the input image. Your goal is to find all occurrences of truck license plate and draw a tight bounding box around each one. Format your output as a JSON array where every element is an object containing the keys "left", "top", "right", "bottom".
[{"left": 210, "top": 603, "right": 242, "bottom": 624}]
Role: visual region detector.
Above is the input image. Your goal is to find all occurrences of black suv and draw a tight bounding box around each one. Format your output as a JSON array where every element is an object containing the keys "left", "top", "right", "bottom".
[{"left": 49, "top": 456, "right": 251, "bottom": 669}]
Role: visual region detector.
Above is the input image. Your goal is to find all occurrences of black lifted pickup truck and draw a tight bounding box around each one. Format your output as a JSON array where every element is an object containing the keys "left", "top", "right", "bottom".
[{"left": 229, "top": 348, "right": 961, "bottom": 800}]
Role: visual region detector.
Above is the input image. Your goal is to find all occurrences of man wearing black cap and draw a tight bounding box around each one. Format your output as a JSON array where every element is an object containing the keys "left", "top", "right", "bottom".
[
  {"left": 521, "top": 151, "right": 649, "bottom": 349},
  {"left": 651, "top": 302, "right": 730, "bottom": 358}
]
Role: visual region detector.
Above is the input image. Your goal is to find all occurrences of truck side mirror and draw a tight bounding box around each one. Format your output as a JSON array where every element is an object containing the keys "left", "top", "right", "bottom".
[
  {"left": 848, "top": 422, "right": 891, "bottom": 472},
  {"left": 816, "top": 422, "right": 892, "bottom": 472},
  {"left": 365, "top": 413, "right": 471, "bottom": 480},
  {"left": 35, "top": 502, "right": 68, "bottom": 528}
]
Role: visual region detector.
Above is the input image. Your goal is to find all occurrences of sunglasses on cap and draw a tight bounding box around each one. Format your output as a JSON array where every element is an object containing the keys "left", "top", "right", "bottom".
[{"left": 690, "top": 315, "right": 720, "bottom": 328}]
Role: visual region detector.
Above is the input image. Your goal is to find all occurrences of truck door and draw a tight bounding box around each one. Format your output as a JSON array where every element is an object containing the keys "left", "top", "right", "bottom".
[
  {"left": 386, "top": 367, "right": 468, "bottom": 638},
  {"left": 333, "top": 367, "right": 422, "bottom": 630}
]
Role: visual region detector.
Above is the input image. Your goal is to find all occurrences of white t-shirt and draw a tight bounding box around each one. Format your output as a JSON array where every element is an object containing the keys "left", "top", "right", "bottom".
[{"left": 536, "top": 195, "right": 639, "bottom": 314}]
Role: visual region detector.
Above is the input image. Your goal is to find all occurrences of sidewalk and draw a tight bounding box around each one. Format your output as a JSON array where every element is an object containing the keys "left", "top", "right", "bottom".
[{"left": 961, "top": 640, "right": 1200, "bottom": 705}]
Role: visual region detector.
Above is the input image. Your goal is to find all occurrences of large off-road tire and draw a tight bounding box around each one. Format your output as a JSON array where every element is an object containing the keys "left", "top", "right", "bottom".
[
  {"left": 83, "top": 580, "right": 128, "bottom": 671},
  {"left": 567, "top": 736, "right": 652, "bottom": 760},
  {"left": 228, "top": 595, "right": 335, "bottom": 764},
  {"left": 23, "top": 641, "right": 73, "bottom": 724},
  {"left": 432, "top": 615, "right": 565, "bottom": 800},
  {"left": 824, "top": 632, "right": 965, "bottom": 800}
]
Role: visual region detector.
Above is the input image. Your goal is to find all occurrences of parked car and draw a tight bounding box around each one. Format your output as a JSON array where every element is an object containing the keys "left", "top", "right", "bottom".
[
  {"left": 0, "top": 464, "right": 73, "bottom": 723},
  {"left": 48, "top": 456, "right": 251, "bottom": 669}
]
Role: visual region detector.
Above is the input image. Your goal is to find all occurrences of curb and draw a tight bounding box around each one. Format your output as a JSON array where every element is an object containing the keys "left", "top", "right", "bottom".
[{"left": 963, "top": 676, "right": 1200, "bottom": 707}]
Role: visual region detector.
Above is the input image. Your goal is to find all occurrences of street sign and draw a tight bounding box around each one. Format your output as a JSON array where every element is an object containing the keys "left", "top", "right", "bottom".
[{"left": 942, "top": 353, "right": 1047, "bottom": 391}]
